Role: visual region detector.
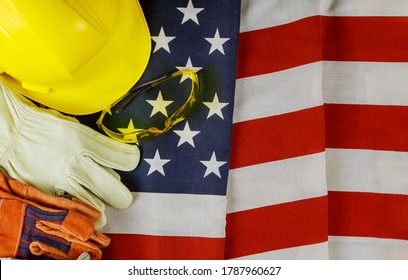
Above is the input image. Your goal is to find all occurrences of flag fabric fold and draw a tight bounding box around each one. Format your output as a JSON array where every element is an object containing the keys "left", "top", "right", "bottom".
[
  {"left": 95, "top": 0, "right": 241, "bottom": 260},
  {"left": 226, "top": 0, "right": 408, "bottom": 260},
  {"left": 77, "top": 0, "right": 408, "bottom": 260}
]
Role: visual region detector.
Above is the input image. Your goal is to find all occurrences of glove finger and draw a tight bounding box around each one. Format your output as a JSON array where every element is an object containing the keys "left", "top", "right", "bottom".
[
  {"left": 68, "top": 157, "right": 134, "bottom": 209},
  {"left": 30, "top": 240, "right": 104, "bottom": 260},
  {"left": 70, "top": 240, "right": 104, "bottom": 260},
  {"left": 90, "top": 231, "right": 111, "bottom": 248},
  {"left": 36, "top": 212, "right": 110, "bottom": 247},
  {"left": 36, "top": 212, "right": 94, "bottom": 242},
  {"left": 61, "top": 180, "right": 107, "bottom": 229},
  {"left": 29, "top": 241, "right": 73, "bottom": 260},
  {"left": 80, "top": 128, "right": 141, "bottom": 171},
  {"left": 104, "top": 165, "right": 121, "bottom": 181}
]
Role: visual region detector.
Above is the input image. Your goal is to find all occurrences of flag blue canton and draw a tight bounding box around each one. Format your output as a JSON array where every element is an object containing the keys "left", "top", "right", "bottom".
[
  {"left": 122, "top": 0, "right": 241, "bottom": 196},
  {"left": 80, "top": 0, "right": 241, "bottom": 196}
]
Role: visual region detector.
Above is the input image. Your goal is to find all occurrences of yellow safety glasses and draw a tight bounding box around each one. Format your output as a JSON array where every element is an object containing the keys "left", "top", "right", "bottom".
[{"left": 96, "top": 70, "right": 199, "bottom": 143}]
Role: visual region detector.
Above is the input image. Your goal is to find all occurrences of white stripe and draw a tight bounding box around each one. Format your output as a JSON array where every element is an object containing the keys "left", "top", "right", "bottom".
[
  {"left": 240, "top": 0, "right": 319, "bottom": 32},
  {"left": 322, "top": 0, "right": 408, "bottom": 16},
  {"left": 327, "top": 149, "right": 408, "bottom": 195},
  {"left": 102, "top": 192, "right": 226, "bottom": 238},
  {"left": 240, "top": 0, "right": 408, "bottom": 33},
  {"left": 233, "top": 242, "right": 329, "bottom": 260},
  {"left": 329, "top": 236, "right": 408, "bottom": 260},
  {"left": 323, "top": 61, "right": 408, "bottom": 106},
  {"left": 233, "top": 62, "right": 323, "bottom": 123},
  {"left": 226, "top": 152, "right": 327, "bottom": 213}
]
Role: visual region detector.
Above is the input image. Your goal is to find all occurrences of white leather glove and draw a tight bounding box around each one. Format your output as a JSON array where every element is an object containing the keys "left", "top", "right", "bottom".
[{"left": 0, "top": 77, "right": 140, "bottom": 229}]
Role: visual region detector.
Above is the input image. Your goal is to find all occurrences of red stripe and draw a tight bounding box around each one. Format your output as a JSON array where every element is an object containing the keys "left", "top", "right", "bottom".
[
  {"left": 325, "top": 104, "right": 408, "bottom": 151},
  {"left": 225, "top": 195, "right": 328, "bottom": 259},
  {"left": 236, "top": 16, "right": 321, "bottom": 78},
  {"left": 229, "top": 106, "right": 325, "bottom": 169},
  {"left": 237, "top": 16, "right": 408, "bottom": 79},
  {"left": 102, "top": 234, "right": 225, "bottom": 260},
  {"left": 328, "top": 191, "right": 408, "bottom": 240},
  {"left": 323, "top": 16, "right": 408, "bottom": 62}
]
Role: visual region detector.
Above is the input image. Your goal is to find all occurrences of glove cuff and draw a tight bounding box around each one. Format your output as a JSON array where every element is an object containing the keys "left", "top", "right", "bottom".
[{"left": 0, "top": 198, "right": 26, "bottom": 258}]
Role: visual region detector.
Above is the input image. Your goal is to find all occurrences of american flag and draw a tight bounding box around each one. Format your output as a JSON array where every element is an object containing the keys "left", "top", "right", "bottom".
[
  {"left": 81, "top": 0, "right": 408, "bottom": 260},
  {"left": 226, "top": 0, "right": 408, "bottom": 260},
  {"left": 93, "top": 0, "right": 241, "bottom": 259}
]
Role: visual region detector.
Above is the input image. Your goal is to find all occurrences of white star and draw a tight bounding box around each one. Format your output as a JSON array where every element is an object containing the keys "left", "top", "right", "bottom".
[
  {"left": 175, "top": 57, "right": 203, "bottom": 83},
  {"left": 200, "top": 152, "right": 227, "bottom": 178},
  {"left": 173, "top": 121, "right": 200, "bottom": 147},
  {"left": 151, "top": 27, "right": 176, "bottom": 53},
  {"left": 144, "top": 150, "right": 171, "bottom": 176},
  {"left": 203, "top": 93, "right": 229, "bottom": 119},
  {"left": 176, "top": 0, "right": 204, "bottom": 25},
  {"left": 146, "top": 91, "right": 174, "bottom": 117},
  {"left": 205, "top": 28, "right": 230, "bottom": 55}
]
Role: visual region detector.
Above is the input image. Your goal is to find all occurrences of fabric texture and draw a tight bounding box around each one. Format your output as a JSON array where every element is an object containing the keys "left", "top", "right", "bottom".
[
  {"left": 77, "top": 0, "right": 242, "bottom": 259},
  {"left": 0, "top": 76, "right": 141, "bottom": 229},
  {"left": 76, "top": 0, "right": 408, "bottom": 260},
  {"left": 0, "top": 173, "right": 110, "bottom": 260},
  {"left": 229, "top": 0, "right": 408, "bottom": 259}
]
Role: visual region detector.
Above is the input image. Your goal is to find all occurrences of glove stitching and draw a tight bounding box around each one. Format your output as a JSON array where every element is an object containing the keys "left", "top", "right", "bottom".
[
  {"left": 3, "top": 84, "right": 134, "bottom": 155},
  {"left": 20, "top": 104, "right": 138, "bottom": 155}
]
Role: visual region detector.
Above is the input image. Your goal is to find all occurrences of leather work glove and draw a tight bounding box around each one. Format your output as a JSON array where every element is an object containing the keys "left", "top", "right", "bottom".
[
  {"left": 0, "top": 76, "right": 140, "bottom": 229},
  {"left": 0, "top": 173, "right": 110, "bottom": 260}
]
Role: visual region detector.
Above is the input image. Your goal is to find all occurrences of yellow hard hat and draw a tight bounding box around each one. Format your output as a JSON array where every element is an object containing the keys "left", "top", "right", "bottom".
[{"left": 0, "top": 0, "right": 151, "bottom": 115}]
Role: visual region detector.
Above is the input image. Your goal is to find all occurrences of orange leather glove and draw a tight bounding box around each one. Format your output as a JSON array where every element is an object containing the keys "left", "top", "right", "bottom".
[{"left": 0, "top": 173, "right": 110, "bottom": 260}]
